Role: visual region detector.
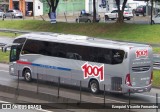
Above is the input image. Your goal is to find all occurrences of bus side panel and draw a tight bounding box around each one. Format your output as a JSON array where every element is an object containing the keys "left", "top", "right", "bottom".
[
  {"left": 99, "top": 62, "right": 128, "bottom": 93},
  {"left": 17, "top": 54, "right": 128, "bottom": 93}
]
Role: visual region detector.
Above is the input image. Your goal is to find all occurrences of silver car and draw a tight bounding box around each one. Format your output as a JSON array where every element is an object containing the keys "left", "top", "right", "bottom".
[
  {"left": 151, "top": 13, "right": 160, "bottom": 24},
  {"left": 4, "top": 9, "right": 23, "bottom": 18},
  {"left": 76, "top": 13, "right": 100, "bottom": 23},
  {"left": 0, "top": 9, "right": 4, "bottom": 17},
  {"left": 105, "top": 10, "right": 133, "bottom": 21}
]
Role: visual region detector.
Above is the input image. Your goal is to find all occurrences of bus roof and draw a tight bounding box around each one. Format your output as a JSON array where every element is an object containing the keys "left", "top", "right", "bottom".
[{"left": 15, "top": 32, "right": 150, "bottom": 49}]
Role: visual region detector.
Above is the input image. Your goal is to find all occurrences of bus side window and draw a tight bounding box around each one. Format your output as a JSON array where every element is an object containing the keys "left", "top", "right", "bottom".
[
  {"left": 57, "top": 51, "right": 66, "bottom": 58},
  {"left": 104, "top": 54, "right": 112, "bottom": 64},
  {"left": 66, "top": 52, "right": 82, "bottom": 60},
  {"left": 112, "top": 50, "right": 124, "bottom": 64},
  {"left": 97, "top": 56, "right": 105, "bottom": 63}
]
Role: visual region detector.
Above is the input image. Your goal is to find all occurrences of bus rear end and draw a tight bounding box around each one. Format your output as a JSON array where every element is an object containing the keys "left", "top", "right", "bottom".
[{"left": 125, "top": 46, "right": 153, "bottom": 93}]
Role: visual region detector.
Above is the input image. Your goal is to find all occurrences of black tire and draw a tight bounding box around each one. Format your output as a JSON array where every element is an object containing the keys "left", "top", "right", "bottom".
[
  {"left": 151, "top": 20, "right": 155, "bottom": 24},
  {"left": 105, "top": 15, "right": 109, "bottom": 21},
  {"left": 3, "top": 14, "right": 6, "bottom": 18},
  {"left": 111, "top": 18, "right": 115, "bottom": 20},
  {"left": 96, "top": 20, "right": 100, "bottom": 23},
  {"left": 12, "top": 15, "right": 15, "bottom": 18},
  {"left": 23, "top": 69, "right": 32, "bottom": 82},
  {"left": 76, "top": 18, "right": 79, "bottom": 23},
  {"left": 89, "top": 80, "right": 99, "bottom": 94},
  {"left": 136, "top": 14, "right": 139, "bottom": 16},
  {"left": 87, "top": 19, "right": 91, "bottom": 23},
  {"left": 127, "top": 18, "right": 131, "bottom": 20}
]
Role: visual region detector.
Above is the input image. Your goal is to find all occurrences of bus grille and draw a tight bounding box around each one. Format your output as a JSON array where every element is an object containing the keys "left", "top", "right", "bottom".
[
  {"left": 132, "top": 66, "right": 150, "bottom": 72},
  {"left": 111, "top": 77, "right": 122, "bottom": 91}
]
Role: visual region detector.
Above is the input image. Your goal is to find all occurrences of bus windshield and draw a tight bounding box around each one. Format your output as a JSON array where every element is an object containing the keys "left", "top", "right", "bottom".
[{"left": 10, "top": 45, "right": 22, "bottom": 62}]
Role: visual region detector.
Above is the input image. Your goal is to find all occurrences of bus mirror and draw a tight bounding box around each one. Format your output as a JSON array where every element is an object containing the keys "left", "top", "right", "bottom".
[{"left": 2, "top": 46, "right": 7, "bottom": 52}]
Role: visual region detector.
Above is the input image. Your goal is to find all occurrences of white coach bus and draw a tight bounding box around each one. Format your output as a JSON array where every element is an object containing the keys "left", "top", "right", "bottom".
[{"left": 6, "top": 32, "right": 153, "bottom": 94}]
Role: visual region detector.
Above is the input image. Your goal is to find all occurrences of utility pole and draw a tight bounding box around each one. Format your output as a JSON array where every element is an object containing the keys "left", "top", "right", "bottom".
[{"left": 150, "top": 0, "right": 153, "bottom": 25}]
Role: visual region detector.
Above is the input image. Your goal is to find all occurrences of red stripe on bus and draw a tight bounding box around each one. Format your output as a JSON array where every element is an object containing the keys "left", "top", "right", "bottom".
[{"left": 17, "top": 60, "right": 32, "bottom": 65}]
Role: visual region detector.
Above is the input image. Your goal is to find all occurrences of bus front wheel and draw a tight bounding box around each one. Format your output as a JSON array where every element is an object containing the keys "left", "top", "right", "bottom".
[
  {"left": 89, "top": 80, "right": 99, "bottom": 94},
  {"left": 23, "top": 69, "right": 32, "bottom": 82}
]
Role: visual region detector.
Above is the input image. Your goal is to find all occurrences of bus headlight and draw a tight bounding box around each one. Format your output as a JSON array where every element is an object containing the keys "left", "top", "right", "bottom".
[{"left": 10, "top": 67, "right": 14, "bottom": 73}]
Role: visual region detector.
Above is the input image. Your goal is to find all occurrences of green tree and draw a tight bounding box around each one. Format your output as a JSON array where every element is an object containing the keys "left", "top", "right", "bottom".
[
  {"left": 46, "top": 0, "right": 59, "bottom": 23},
  {"left": 115, "top": 0, "right": 128, "bottom": 23},
  {"left": 93, "top": 0, "right": 96, "bottom": 23}
]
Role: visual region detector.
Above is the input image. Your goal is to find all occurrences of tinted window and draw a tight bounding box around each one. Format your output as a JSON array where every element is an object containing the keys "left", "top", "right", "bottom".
[
  {"left": 22, "top": 39, "right": 125, "bottom": 64},
  {"left": 13, "top": 38, "right": 26, "bottom": 44},
  {"left": 112, "top": 49, "right": 124, "bottom": 64},
  {"left": 10, "top": 45, "right": 22, "bottom": 62},
  {"left": 111, "top": 10, "right": 118, "bottom": 13},
  {"left": 22, "top": 39, "right": 47, "bottom": 55},
  {"left": 8, "top": 10, "right": 13, "bottom": 12}
]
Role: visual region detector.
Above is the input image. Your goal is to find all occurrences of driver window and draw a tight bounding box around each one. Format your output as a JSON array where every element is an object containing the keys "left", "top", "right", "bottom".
[{"left": 10, "top": 48, "right": 17, "bottom": 61}]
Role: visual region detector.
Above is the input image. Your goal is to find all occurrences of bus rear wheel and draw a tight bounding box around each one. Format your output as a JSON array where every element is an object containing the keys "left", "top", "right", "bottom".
[
  {"left": 23, "top": 69, "right": 32, "bottom": 82},
  {"left": 89, "top": 80, "right": 99, "bottom": 94}
]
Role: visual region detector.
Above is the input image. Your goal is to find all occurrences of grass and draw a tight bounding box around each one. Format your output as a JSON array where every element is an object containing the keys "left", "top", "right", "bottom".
[
  {"left": 153, "top": 47, "right": 160, "bottom": 54},
  {"left": 0, "top": 20, "right": 160, "bottom": 44},
  {"left": 0, "top": 51, "right": 9, "bottom": 64},
  {"left": 153, "top": 70, "right": 160, "bottom": 87},
  {"left": 0, "top": 32, "right": 20, "bottom": 38}
]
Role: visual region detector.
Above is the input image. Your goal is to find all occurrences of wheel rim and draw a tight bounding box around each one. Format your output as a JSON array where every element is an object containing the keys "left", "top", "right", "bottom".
[
  {"left": 91, "top": 82, "right": 98, "bottom": 93},
  {"left": 25, "top": 72, "right": 31, "bottom": 81}
]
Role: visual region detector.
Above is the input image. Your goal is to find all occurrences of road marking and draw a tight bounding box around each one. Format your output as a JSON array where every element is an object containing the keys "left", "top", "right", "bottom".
[
  {"left": 0, "top": 70, "right": 9, "bottom": 73},
  {"left": 0, "top": 100, "right": 53, "bottom": 112},
  {"left": 94, "top": 97, "right": 127, "bottom": 103}
]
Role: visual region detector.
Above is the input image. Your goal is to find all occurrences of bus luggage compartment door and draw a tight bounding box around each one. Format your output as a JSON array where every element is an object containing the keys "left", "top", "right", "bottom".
[{"left": 111, "top": 77, "right": 122, "bottom": 92}]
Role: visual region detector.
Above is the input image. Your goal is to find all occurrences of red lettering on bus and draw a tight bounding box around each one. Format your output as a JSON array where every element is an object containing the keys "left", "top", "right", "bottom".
[
  {"left": 135, "top": 50, "right": 148, "bottom": 58},
  {"left": 81, "top": 62, "right": 104, "bottom": 81}
]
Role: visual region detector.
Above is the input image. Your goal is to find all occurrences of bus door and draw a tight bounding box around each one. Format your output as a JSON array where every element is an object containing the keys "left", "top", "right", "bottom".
[
  {"left": 128, "top": 47, "right": 153, "bottom": 89},
  {"left": 9, "top": 44, "right": 22, "bottom": 76}
]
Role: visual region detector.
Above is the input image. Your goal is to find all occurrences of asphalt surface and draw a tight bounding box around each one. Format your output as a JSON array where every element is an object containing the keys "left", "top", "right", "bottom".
[
  {"left": 0, "top": 37, "right": 13, "bottom": 44},
  {"left": 0, "top": 15, "right": 154, "bottom": 24},
  {"left": 0, "top": 63, "right": 159, "bottom": 112}
]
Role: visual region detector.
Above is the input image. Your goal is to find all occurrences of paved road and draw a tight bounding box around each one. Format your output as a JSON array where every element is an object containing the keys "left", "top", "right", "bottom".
[
  {"left": 0, "top": 37, "right": 13, "bottom": 45},
  {"left": 0, "top": 100, "right": 47, "bottom": 112},
  {"left": 0, "top": 63, "right": 159, "bottom": 111},
  {"left": 0, "top": 15, "right": 153, "bottom": 24}
]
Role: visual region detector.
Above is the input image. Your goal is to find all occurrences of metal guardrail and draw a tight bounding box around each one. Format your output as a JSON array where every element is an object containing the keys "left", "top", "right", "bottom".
[
  {"left": 153, "top": 54, "right": 160, "bottom": 70},
  {"left": 0, "top": 43, "right": 6, "bottom": 51},
  {"left": 0, "top": 28, "right": 31, "bottom": 34},
  {"left": 0, "top": 71, "right": 158, "bottom": 110}
]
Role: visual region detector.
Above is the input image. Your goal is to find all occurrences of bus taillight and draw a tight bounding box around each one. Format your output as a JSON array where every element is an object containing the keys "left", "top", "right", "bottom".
[
  {"left": 125, "top": 74, "right": 132, "bottom": 86},
  {"left": 149, "top": 71, "right": 153, "bottom": 84}
]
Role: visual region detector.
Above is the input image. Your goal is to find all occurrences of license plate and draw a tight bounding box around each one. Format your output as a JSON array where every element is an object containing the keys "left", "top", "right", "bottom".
[{"left": 138, "top": 89, "right": 143, "bottom": 92}]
